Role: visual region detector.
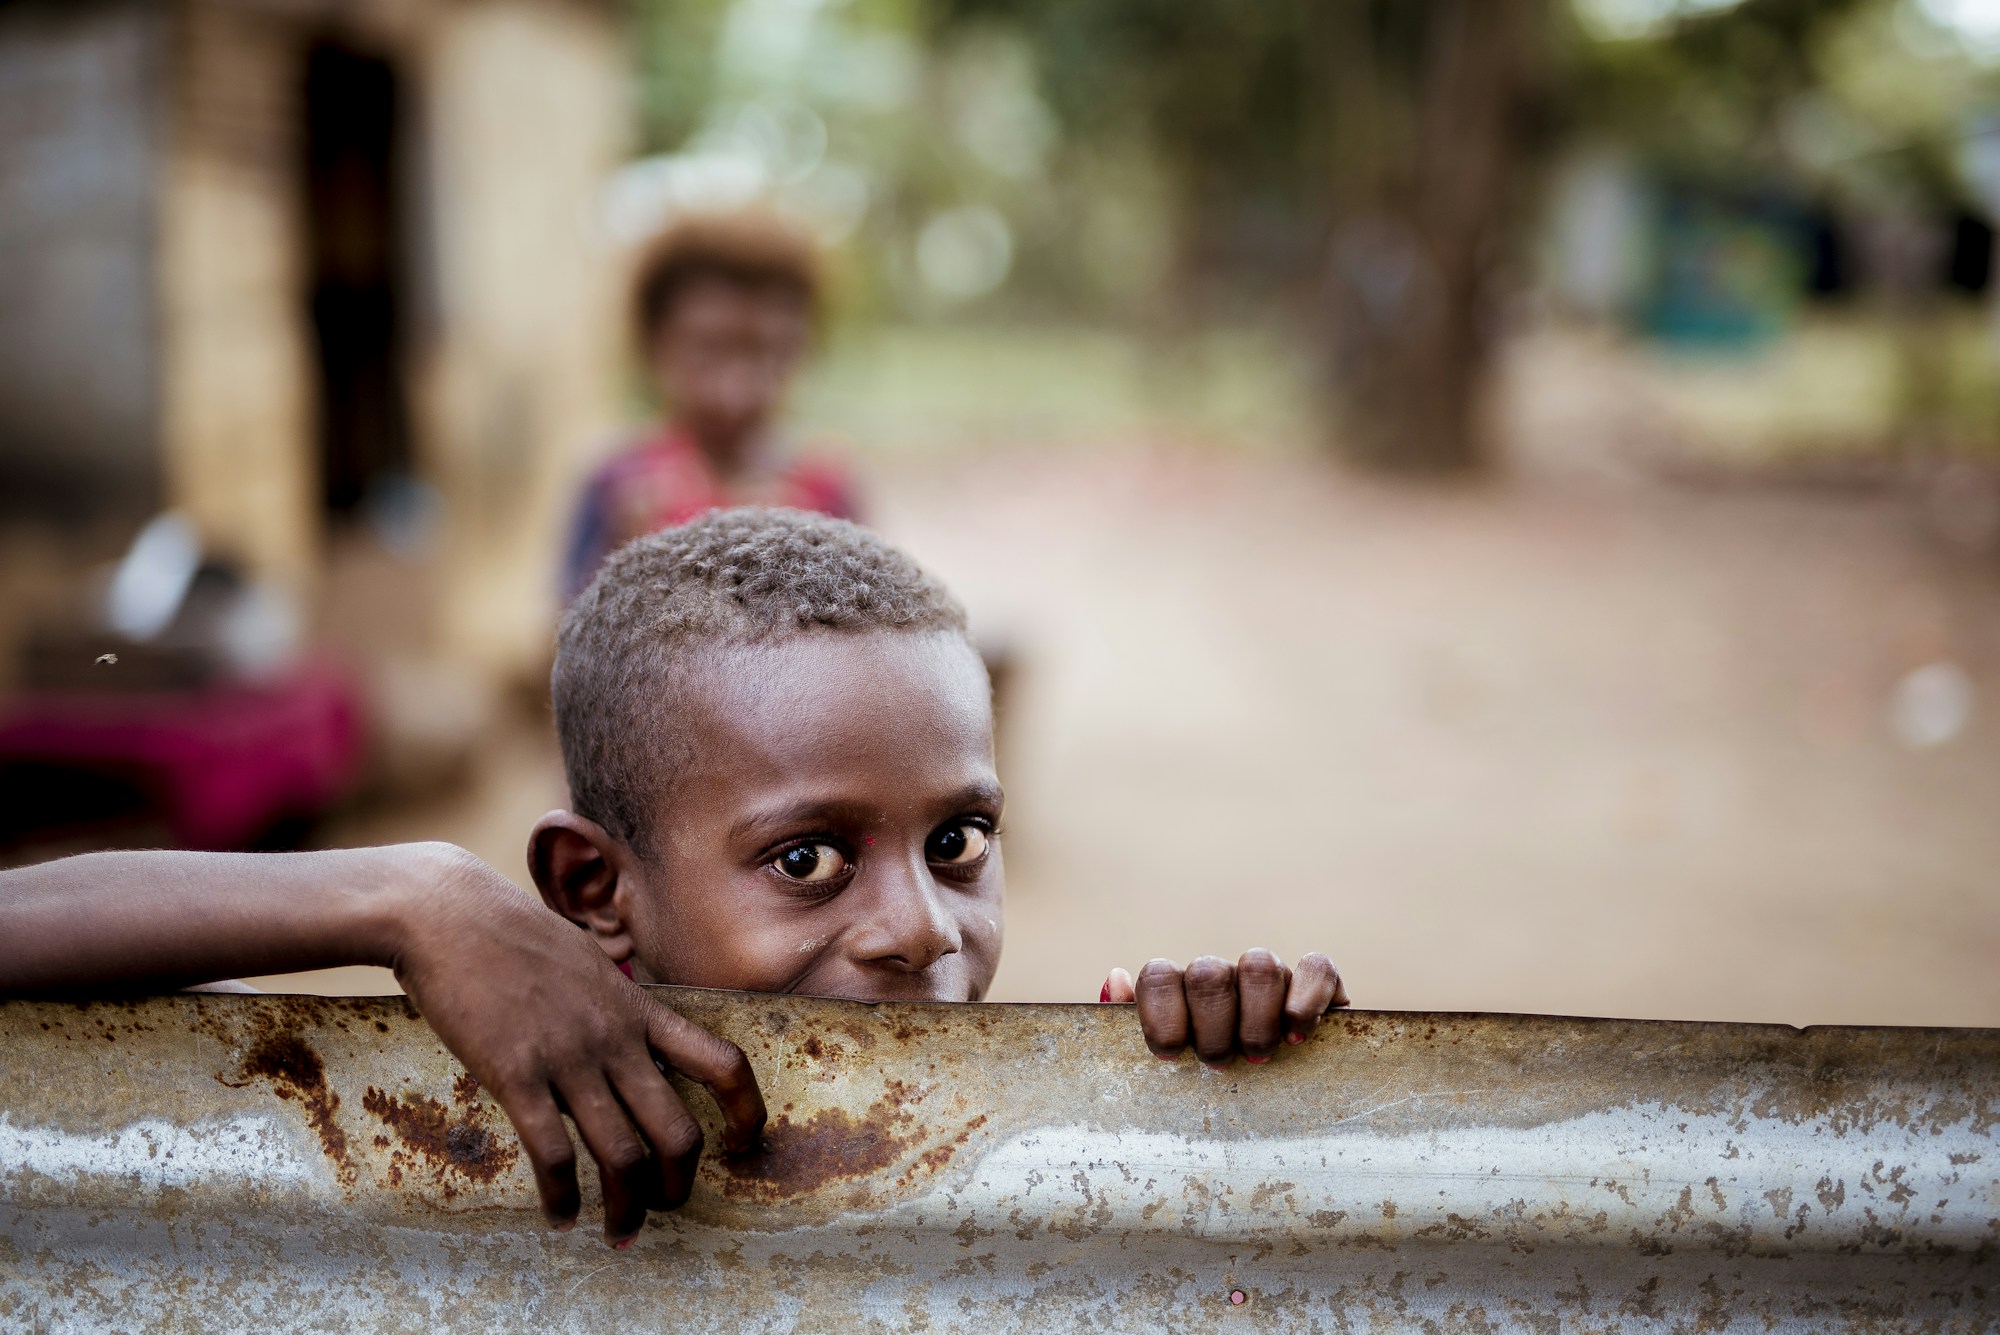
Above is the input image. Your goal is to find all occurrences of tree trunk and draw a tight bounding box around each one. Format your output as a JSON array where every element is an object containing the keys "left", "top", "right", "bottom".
[{"left": 1315, "top": 0, "right": 1549, "bottom": 474}]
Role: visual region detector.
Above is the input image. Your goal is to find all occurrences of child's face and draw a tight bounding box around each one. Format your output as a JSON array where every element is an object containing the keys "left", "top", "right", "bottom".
[
  {"left": 649, "top": 277, "right": 810, "bottom": 454},
  {"left": 611, "top": 631, "right": 1003, "bottom": 1003}
]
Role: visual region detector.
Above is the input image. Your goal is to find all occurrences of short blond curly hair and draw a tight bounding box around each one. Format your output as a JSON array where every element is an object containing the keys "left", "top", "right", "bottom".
[{"left": 631, "top": 212, "right": 821, "bottom": 348}]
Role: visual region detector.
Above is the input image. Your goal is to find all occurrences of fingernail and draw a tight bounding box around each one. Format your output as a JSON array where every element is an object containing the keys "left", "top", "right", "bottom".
[
  {"left": 1245, "top": 1055, "right": 1269, "bottom": 1064},
  {"left": 551, "top": 1219, "right": 576, "bottom": 1233},
  {"left": 612, "top": 1236, "right": 634, "bottom": 1251},
  {"left": 1286, "top": 1033, "right": 1304, "bottom": 1045},
  {"left": 1099, "top": 981, "right": 1112, "bottom": 1003},
  {"left": 1156, "top": 1052, "right": 1176, "bottom": 1061}
]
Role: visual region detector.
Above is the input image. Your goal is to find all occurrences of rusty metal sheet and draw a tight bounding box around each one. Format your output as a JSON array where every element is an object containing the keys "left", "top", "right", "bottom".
[{"left": 1, "top": 991, "right": 1995, "bottom": 1332}]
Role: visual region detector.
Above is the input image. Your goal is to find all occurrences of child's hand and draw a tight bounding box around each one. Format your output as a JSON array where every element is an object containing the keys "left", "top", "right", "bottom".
[
  {"left": 1101, "top": 949, "right": 1348, "bottom": 1066},
  {"left": 391, "top": 846, "right": 766, "bottom": 1245},
  {"left": 0, "top": 843, "right": 767, "bottom": 1247}
]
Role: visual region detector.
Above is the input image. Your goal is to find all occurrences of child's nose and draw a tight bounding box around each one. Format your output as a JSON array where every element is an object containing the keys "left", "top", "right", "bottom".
[{"left": 851, "top": 856, "right": 962, "bottom": 973}]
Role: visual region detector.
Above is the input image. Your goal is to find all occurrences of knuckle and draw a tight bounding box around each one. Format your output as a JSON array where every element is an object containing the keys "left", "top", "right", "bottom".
[
  {"left": 597, "top": 1134, "right": 649, "bottom": 1176},
  {"left": 1182, "top": 957, "right": 1235, "bottom": 997},
  {"left": 654, "top": 1014, "right": 749, "bottom": 1077},
  {"left": 1237, "top": 949, "right": 1286, "bottom": 985},
  {"left": 484, "top": 1055, "right": 545, "bottom": 1093},
  {"left": 532, "top": 1136, "right": 578, "bottom": 1176},
  {"left": 1288, "top": 991, "right": 1323, "bottom": 1013},
  {"left": 657, "top": 1117, "right": 704, "bottom": 1163},
  {"left": 708, "top": 1041, "right": 754, "bottom": 1086}
]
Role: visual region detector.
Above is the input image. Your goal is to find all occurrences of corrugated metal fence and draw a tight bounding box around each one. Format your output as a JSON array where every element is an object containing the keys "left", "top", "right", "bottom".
[{"left": 2, "top": 990, "right": 1995, "bottom": 1331}]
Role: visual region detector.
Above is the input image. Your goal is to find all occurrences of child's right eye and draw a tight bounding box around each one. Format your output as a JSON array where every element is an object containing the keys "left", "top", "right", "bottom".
[{"left": 772, "top": 843, "right": 848, "bottom": 884}]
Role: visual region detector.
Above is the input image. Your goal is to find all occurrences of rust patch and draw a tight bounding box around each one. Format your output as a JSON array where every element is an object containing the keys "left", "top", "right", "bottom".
[
  {"left": 797, "top": 1035, "right": 841, "bottom": 1065},
  {"left": 900, "top": 1114, "right": 990, "bottom": 1186},
  {"left": 722, "top": 1083, "right": 926, "bottom": 1200},
  {"left": 223, "top": 1031, "right": 354, "bottom": 1187},
  {"left": 362, "top": 1084, "right": 518, "bottom": 1196}
]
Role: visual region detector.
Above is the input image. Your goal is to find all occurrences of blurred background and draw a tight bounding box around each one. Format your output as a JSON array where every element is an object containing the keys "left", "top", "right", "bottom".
[{"left": 2, "top": 0, "right": 1997, "bottom": 1025}]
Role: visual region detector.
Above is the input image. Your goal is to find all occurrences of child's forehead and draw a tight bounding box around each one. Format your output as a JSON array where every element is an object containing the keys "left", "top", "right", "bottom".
[
  {"left": 626, "top": 632, "right": 996, "bottom": 847},
  {"left": 668, "top": 630, "right": 993, "bottom": 772}
]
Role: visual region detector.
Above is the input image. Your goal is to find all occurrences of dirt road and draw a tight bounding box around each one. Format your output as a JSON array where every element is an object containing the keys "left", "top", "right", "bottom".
[{"left": 298, "top": 441, "right": 2000, "bottom": 1027}]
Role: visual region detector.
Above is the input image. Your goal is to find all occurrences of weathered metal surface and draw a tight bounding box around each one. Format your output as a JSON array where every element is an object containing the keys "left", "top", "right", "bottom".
[{"left": 1, "top": 992, "right": 1995, "bottom": 1332}]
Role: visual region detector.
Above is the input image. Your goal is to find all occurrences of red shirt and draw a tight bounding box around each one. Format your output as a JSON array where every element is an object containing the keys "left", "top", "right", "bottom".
[{"left": 563, "top": 430, "right": 861, "bottom": 599}]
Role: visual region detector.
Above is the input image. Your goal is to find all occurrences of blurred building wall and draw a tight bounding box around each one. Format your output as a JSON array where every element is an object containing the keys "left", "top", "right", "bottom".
[
  {"left": 417, "top": 3, "right": 627, "bottom": 680},
  {"left": 159, "top": 1, "right": 319, "bottom": 586},
  {"left": 0, "top": 2, "right": 162, "bottom": 524},
  {"left": 0, "top": 0, "right": 626, "bottom": 682}
]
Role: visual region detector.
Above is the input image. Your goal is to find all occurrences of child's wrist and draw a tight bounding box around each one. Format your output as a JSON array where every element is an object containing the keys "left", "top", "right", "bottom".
[{"left": 345, "top": 842, "right": 477, "bottom": 971}]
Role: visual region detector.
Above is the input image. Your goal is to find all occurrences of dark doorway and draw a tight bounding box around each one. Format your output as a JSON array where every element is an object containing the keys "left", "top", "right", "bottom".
[
  {"left": 1946, "top": 211, "right": 1994, "bottom": 297},
  {"left": 302, "top": 42, "right": 412, "bottom": 520}
]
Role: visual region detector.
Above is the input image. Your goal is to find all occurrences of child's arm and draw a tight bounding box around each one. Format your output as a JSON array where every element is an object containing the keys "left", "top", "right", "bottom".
[
  {"left": 0, "top": 843, "right": 765, "bottom": 1246},
  {"left": 1103, "top": 950, "right": 1348, "bottom": 1065}
]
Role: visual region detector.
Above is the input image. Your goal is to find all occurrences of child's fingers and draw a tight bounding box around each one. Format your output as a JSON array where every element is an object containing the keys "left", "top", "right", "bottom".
[
  {"left": 644, "top": 1003, "right": 767, "bottom": 1155},
  {"left": 563, "top": 1074, "right": 663, "bottom": 1246},
  {"left": 1282, "top": 952, "right": 1346, "bottom": 1045},
  {"left": 1133, "top": 959, "right": 1190, "bottom": 1057},
  {"left": 492, "top": 1085, "right": 583, "bottom": 1229},
  {"left": 1101, "top": 967, "right": 1136, "bottom": 1004},
  {"left": 1235, "top": 948, "right": 1290, "bottom": 1060},
  {"left": 609, "top": 1058, "right": 707, "bottom": 1211},
  {"left": 1183, "top": 954, "right": 1240, "bottom": 1066}
]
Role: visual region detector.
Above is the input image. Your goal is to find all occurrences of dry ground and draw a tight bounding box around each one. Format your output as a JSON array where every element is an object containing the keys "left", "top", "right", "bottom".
[{"left": 283, "top": 424, "right": 2000, "bottom": 1028}]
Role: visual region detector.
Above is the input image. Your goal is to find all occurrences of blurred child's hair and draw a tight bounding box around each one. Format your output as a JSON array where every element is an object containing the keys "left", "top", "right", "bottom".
[
  {"left": 631, "top": 212, "right": 822, "bottom": 346},
  {"left": 554, "top": 507, "right": 968, "bottom": 857}
]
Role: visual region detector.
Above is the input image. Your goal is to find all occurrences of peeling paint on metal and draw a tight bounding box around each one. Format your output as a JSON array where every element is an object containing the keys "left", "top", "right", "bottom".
[{"left": 1, "top": 991, "right": 1995, "bottom": 1332}]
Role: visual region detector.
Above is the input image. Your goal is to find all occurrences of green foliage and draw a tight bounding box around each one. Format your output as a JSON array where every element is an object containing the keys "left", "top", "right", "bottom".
[
  {"left": 629, "top": 0, "right": 733, "bottom": 153},
  {"left": 1567, "top": 0, "right": 1995, "bottom": 205},
  {"left": 930, "top": 0, "right": 1315, "bottom": 200}
]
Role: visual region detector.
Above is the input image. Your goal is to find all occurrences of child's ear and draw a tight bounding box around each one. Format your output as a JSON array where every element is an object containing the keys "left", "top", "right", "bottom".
[{"left": 527, "top": 810, "right": 641, "bottom": 965}]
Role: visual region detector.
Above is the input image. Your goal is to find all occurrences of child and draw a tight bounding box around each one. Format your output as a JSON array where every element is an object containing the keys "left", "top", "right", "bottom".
[
  {"left": 0, "top": 508, "right": 1346, "bottom": 1248},
  {"left": 560, "top": 214, "right": 860, "bottom": 601}
]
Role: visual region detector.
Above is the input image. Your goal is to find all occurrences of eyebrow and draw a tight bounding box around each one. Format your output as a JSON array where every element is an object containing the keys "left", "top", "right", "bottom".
[{"left": 728, "top": 781, "right": 1005, "bottom": 845}]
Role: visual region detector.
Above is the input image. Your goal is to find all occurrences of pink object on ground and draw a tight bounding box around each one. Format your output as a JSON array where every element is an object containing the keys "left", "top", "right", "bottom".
[{"left": 0, "top": 662, "right": 364, "bottom": 851}]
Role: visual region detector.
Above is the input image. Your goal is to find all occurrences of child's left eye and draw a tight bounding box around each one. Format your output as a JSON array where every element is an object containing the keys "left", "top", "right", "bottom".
[{"left": 926, "top": 823, "right": 989, "bottom": 866}]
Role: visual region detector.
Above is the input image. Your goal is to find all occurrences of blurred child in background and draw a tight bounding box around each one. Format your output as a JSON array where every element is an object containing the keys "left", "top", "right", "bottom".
[{"left": 561, "top": 213, "right": 860, "bottom": 601}]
